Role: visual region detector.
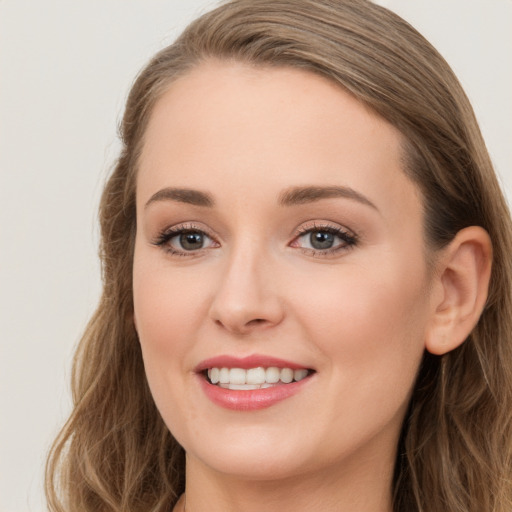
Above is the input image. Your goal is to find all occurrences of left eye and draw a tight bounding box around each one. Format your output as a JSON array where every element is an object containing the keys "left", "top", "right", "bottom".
[{"left": 295, "top": 229, "right": 354, "bottom": 251}]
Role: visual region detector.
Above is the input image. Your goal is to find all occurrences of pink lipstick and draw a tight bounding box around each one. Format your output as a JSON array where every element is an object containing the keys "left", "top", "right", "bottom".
[{"left": 195, "top": 354, "right": 315, "bottom": 411}]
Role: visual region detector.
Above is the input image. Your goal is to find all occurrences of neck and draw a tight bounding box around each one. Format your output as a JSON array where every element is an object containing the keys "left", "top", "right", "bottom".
[{"left": 180, "top": 450, "right": 395, "bottom": 512}]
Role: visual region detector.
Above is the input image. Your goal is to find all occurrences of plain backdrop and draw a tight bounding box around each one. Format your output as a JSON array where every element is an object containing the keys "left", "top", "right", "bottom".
[{"left": 1, "top": 1, "right": 511, "bottom": 511}]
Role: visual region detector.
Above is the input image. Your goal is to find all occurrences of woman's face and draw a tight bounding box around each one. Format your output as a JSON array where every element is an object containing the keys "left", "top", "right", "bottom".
[{"left": 133, "top": 62, "right": 434, "bottom": 481}]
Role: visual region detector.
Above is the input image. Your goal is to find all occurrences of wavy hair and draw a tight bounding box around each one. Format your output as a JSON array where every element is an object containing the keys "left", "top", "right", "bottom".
[{"left": 46, "top": 1, "right": 512, "bottom": 511}]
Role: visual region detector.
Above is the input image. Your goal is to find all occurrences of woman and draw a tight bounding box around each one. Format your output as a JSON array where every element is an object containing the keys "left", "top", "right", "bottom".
[{"left": 45, "top": 1, "right": 512, "bottom": 511}]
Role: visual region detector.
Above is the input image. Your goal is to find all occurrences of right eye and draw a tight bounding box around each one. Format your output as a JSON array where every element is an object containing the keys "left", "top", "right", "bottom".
[
  {"left": 153, "top": 225, "right": 219, "bottom": 255},
  {"left": 171, "top": 231, "right": 210, "bottom": 251}
]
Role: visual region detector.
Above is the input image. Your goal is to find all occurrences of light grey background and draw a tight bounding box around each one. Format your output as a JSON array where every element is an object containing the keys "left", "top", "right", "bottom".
[{"left": 1, "top": 1, "right": 510, "bottom": 511}]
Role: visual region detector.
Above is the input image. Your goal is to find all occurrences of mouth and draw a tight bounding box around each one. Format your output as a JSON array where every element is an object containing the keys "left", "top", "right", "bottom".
[
  {"left": 196, "top": 355, "right": 315, "bottom": 410},
  {"left": 204, "top": 366, "right": 313, "bottom": 390}
]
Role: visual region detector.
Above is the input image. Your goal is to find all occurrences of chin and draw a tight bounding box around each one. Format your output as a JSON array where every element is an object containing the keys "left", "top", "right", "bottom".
[{"left": 181, "top": 427, "right": 317, "bottom": 481}]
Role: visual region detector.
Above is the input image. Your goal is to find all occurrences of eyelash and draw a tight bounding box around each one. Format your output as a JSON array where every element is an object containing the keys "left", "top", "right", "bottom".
[
  {"left": 152, "top": 223, "right": 217, "bottom": 257},
  {"left": 292, "top": 223, "right": 358, "bottom": 257},
  {"left": 152, "top": 222, "right": 358, "bottom": 258}
]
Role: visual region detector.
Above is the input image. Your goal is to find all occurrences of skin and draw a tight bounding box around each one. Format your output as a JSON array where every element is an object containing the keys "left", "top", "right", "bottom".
[{"left": 132, "top": 62, "right": 451, "bottom": 512}]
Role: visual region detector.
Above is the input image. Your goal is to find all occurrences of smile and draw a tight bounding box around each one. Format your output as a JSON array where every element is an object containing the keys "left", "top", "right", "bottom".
[
  {"left": 196, "top": 355, "right": 315, "bottom": 410},
  {"left": 206, "top": 366, "right": 311, "bottom": 390}
]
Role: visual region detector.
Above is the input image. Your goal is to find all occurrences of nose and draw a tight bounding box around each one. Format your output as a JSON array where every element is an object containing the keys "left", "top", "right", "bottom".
[{"left": 208, "top": 243, "right": 285, "bottom": 335}]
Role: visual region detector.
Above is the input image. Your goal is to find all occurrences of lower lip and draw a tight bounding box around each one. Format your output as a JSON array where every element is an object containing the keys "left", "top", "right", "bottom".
[{"left": 198, "top": 375, "right": 312, "bottom": 411}]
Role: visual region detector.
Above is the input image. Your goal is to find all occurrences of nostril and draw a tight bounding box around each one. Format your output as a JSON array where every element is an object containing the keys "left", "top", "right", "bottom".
[
  {"left": 214, "top": 317, "right": 269, "bottom": 334},
  {"left": 247, "top": 318, "right": 266, "bottom": 326}
]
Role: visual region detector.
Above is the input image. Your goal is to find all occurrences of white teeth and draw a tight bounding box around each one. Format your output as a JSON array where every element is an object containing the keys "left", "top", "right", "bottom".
[
  {"left": 246, "top": 367, "right": 266, "bottom": 384},
  {"left": 294, "top": 369, "right": 308, "bottom": 381},
  {"left": 229, "top": 368, "right": 246, "bottom": 385},
  {"left": 206, "top": 366, "right": 311, "bottom": 388},
  {"left": 219, "top": 383, "right": 260, "bottom": 390},
  {"left": 266, "top": 367, "right": 281, "bottom": 384},
  {"left": 219, "top": 367, "right": 230, "bottom": 384},
  {"left": 280, "top": 368, "right": 294, "bottom": 384},
  {"left": 209, "top": 368, "right": 220, "bottom": 384}
]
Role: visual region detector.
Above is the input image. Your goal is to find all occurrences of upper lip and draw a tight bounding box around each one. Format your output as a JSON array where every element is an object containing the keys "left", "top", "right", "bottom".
[{"left": 195, "top": 354, "right": 313, "bottom": 372}]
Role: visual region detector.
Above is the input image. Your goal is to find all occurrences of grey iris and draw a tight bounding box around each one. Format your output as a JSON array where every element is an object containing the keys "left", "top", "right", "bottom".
[
  {"left": 310, "top": 231, "right": 335, "bottom": 249},
  {"left": 180, "top": 232, "right": 204, "bottom": 250}
]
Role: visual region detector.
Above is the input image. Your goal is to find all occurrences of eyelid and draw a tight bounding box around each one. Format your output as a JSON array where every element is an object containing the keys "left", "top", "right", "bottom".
[
  {"left": 290, "top": 221, "right": 358, "bottom": 256},
  {"left": 293, "top": 220, "right": 357, "bottom": 239},
  {"left": 151, "top": 220, "right": 358, "bottom": 258},
  {"left": 151, "top": 222, "right": 220, "bottom": 256}
]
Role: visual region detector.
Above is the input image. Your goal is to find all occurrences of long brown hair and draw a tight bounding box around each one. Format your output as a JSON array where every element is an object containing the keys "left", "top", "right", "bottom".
[{"left": 46, "top": 1, "right": 512, "bottom": 511}]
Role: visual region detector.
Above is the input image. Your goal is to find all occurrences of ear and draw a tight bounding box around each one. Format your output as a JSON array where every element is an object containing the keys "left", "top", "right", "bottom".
[{"left": 425, "top": 226, "right": 492, "bottom": 355}]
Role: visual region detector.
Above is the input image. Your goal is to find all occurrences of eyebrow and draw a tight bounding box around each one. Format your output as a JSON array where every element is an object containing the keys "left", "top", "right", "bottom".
[
  {"left": 144, "top": 187, "right": 215, "bottom": 209},
  {"left": 278, "top": 185, "right": 378, "bottom": 211},
  {"left": 144, "top": 184, "right": 378, "bottom": 211}
]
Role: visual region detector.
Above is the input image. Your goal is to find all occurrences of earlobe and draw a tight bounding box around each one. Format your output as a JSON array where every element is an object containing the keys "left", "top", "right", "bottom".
[{"left": 425, "top": 226, "right": 492, "bottom": 355}]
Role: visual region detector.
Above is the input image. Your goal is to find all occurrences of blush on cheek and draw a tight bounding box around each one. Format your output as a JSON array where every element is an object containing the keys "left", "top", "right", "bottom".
[
  {"left": 293, "top": 261, "right": 429, "bottom": 363},
  {"left": 134, "top": 271, "right": 189, "bottom": 345}
]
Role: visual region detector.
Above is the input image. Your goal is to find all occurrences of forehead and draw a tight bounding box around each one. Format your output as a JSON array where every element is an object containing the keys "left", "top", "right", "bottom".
[{"left": 137, "top": 61, "right": 422, "bottom": 226}]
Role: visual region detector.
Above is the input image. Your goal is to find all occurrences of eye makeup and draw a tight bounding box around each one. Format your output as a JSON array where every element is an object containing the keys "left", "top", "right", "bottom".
[
  {"left": 151, "top": 220, "right": 358, "bottom": 259},
  {"left": 291, "top": 222, "right": 358, "bottom": 257}
]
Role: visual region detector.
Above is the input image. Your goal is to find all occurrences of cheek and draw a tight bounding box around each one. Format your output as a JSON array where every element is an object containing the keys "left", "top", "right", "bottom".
[
  {"left": 133, "top": 257, "right": 208, "bottom": 355},
  {"left": 287, "top": 259, "right": 429, "bottom": 451},
  {"left": 132, "top": 252, "right": 210, "bottom": 415},
  {"left": 288, "top": 257, "right": 430, "bottom": 396},
  {"left": 296, "top": 259, "right": 427, "bottom": 333},
  {"left": 132, "top": 256, "right": 213, "bottom": 443}
]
